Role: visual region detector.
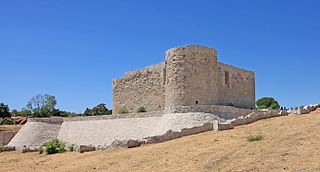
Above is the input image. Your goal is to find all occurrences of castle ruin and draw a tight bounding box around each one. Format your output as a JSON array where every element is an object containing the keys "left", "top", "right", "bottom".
[{"left": 112, "top": 45, "right": 255, "bottom": 114}]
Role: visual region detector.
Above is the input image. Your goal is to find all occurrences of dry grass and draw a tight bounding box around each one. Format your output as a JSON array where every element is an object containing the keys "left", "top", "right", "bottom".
[
  {"left": 0, "top": 125, "right": 22, "bottom": 132},
  {"left": 1, "top": 109, "right": 320, "bottom": 172}
]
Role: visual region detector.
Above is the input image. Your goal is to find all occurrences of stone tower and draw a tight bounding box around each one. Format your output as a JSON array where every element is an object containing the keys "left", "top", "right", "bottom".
[
  {"left": 112, "top": 45, "right": 255, "bottom": 114},
  {"left": 164, "top": 46, "right": 220, "bottom": 112}
]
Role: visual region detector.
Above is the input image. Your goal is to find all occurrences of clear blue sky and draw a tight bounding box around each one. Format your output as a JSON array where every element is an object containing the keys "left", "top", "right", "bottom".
[{"left": 1, "top": 0, "right": 320, "bottom": 113}]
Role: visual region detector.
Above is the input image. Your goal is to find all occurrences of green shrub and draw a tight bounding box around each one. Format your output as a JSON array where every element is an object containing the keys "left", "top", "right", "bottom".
[
  {"left": 0, "top": 118, "right": 14, "bottom": 125},
  {"left": 118, "top": 107, "right": 128, "bottom": 114},
  {"left": 0, "top": 144, "right": 3, "bottom": 152},
  {"left": 68, "top": 144, "right": 75, "bottom": 152},
  {"left": 247, "top": 135, "right": 263, "bottom": 142},
  {"left": 256, "top": 97, "right": 280, "bottom": 110},
  {"left": 137, "top": 106, "right": 146, "bottom": 113},
  {"left": 40, "top": 139, "right": 65, "bottom": 155}
]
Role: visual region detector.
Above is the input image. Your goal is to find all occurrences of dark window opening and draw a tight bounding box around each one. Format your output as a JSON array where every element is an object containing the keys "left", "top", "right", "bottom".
[
  {"left": 225, "top": 71, "right": 230, "bottom": 88},
  {"left": 195, "top": 101, "right": 199, "bottom": 104}
]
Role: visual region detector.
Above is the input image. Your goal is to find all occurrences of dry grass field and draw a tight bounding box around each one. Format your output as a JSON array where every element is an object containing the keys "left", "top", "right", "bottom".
[{"left": 1, "top": 109, "right": 320, "bottom": 172}]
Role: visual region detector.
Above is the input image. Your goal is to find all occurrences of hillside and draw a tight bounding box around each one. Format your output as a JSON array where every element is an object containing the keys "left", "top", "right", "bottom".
[{"left": 1, "top": 108, "right": 320, "bottom": 172}]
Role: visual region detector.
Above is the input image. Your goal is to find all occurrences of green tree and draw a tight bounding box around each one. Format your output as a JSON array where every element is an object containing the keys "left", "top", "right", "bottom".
[
  {"left": 256, "top": 97, "right": 280, "bottom": 110},
  {"left": 83, "top": 103, "right": 112, "bottom": 116},
  {"left": 0, "top": 103, "right": 11, "bottom": 118},
  {"left": 26, "top": 94, "right": 57, "bottom": 117}
]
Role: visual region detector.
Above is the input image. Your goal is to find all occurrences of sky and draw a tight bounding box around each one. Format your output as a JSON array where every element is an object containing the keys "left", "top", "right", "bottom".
[{"left": 1, "top": 0, "right": 320, "bottom": 113}]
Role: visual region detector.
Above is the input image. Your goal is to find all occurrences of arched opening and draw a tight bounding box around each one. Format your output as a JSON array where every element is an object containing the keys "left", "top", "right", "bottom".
[{"left": 195, "top": 101, "right": 199, "bottom": 104}]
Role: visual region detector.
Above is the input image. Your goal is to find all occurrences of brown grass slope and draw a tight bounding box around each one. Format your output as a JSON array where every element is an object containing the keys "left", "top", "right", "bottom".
[{"left": 1, "top": 109, "right": 320, "bottom": 172}]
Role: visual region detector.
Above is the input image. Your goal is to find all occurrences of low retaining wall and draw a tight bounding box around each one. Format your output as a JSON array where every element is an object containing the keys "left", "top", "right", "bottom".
[
  {"left": 8, "top": 119, "right": 63, "bottom": 151},
  {"left": 58, "top": 113, "right": 222, "bottom": 149},
  {"left": 0, "top": 131, "right": 18, "bottom": 145},
  {"left": 165, "top": 105, "right": 254, "bottom": 119},
  {"left": 7, "top": 104, "right": 319, "bottom": 151}
]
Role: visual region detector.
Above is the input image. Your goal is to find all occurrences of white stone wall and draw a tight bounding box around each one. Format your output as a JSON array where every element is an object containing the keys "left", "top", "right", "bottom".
[{"left": 8, "top": 118, "right": 63, "bottom": 151}]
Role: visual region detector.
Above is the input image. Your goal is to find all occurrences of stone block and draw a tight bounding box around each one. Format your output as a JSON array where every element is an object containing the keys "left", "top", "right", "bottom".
[
  {"left": 278, "top": 110, "right": 288, "bottom": 116},
  {"left": 2, "top": 146, "right": 15, "bottom": 152},
  {"left": 127, "top": 139, "right": 142, "bottom": 148},
  {"left": 213, "top": 121, "right": 234, "bottom": 131},
  {"left": 21, "top": 148, "right": 32, "bottom": 153},
  {"left": 77, "top": 145, "right": 95, "bottom": 153},
  {"left": 297, "top": 109, "right": 308, "bottom": 115}
]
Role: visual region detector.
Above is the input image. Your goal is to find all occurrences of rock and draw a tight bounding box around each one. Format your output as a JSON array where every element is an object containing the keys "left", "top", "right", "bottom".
[
  {"left": 21, "top": 148, "right": 32, "bottom": 153},
  {"left": 278, "top": 110, "right": 288, "bottom": 116},
  {"left": 127, "top": 139, "right": 142, "bottom": 148},
  {"left": 2, "top": 146, "right": 15, "bottom": 151},
  {"left": 77, "top": 145, "right": 95, "bottom": 153},
  {"left": 213, "top": 121, "right": 234, "bottom": 131},
  {"left": 297, "top": 109, "right": 308, "bottom": 115}
]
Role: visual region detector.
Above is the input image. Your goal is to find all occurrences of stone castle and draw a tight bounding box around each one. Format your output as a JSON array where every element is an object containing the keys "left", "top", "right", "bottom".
[{"left": 112, "top": 45, "right": 255, "bottom": 114}]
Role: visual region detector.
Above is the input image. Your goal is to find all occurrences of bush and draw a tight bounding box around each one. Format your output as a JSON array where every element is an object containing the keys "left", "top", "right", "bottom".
[
  {"left": 256, "top": 97, "right": 280, "bottom": 110},
  {"left": 137, "top": 106, "right": 146, "bottom": 113},
  {"left": 247, "top": 135, "right": 263, "bottom": 142},
  {"left": 68, "top": 144, "right": 75, "bottom": 152},
  {"left": 0, "top": 118, "right": 14, "bottom": 125},
  {"left": 83, "top": 103, "right": 112, "bottom": 116},
  {"left": 40, "top": 139, "right": 65, "bottom": 155},
  {"left": 118, "top": 107, "right": 128, "bottom": 114},
  {"left": 0, "top": 144, "right": 3, "bottom": 152},
  {"left": 0, "top": 103, "right": 11, "bottom": 118}
]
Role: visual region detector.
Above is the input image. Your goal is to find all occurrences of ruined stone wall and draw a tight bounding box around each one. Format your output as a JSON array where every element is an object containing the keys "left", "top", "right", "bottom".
[
  {"left": 165, "top": 46, "right": 219, "bottom": 112},
  {"left": 112, "top": 45, "right": 255, "bottom": 114},
  {"left": 217, "top": 62, "right": 255, "bottom": 109},
  {"left": 112, "top": 63, "right": 165, "bottom": 114}
]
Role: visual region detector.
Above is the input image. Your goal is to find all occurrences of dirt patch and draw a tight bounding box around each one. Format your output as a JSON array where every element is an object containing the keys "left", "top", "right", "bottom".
[{"left": 1, "top": 109, "right": 320, "bottom": 172}]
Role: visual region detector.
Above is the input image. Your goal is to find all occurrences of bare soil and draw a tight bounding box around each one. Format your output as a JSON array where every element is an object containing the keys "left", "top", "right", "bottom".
[{"left": 1, "top": 109, "right": 320, "bottom": 172}]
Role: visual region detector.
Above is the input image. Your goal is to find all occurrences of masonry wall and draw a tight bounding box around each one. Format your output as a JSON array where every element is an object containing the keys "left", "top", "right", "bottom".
[
  {"left": 112, "top": 45, "right": 256, "bottom": 114},
  {"left": 165, "top": 46, "right": 219, "bottom": 112},
  {"left": 217, "top": 62, "right": 255, "bottom": 109},
  {"left": 112, "top": 63, "right": 165, "bottom": 114}
]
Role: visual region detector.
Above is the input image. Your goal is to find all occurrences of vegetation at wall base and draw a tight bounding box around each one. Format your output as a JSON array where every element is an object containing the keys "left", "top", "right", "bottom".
[
  {"left": 39, "top": 139, "right": 65, "bottom": 155},
  {"left": 119, "top": 107, "right": 129, "bottom": 114},
  {"left": 0, "top": 118, "right": 14, "bottom": 125},
  {"left": 247, "top": 135, "right": 263, "bottom": 142},
  {"left": 256, "top": 97, "right": 280, "bottom": 110},
  {"left": 0, "top": 144, "right": 3, "bottom": 152},
  {"left": 137, "top": 106, "right": 146, "bottom": 113}
]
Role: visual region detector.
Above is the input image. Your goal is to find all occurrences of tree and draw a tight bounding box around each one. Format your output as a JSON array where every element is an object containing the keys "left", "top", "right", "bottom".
[
  {"left": 11, "top": 108, "right": 32, "bottom": 117},
  {"left": 83, "top": 103, "right": 112, "bottom": 116},
  {"left": 26, "top": 94, "right": 57, "bottom": 117},
  {"left": 0, "top": 103, "right": 11, "bottom": 118},
  {"left": 256, "top": 97, "right": 280, "bottom": 110}
]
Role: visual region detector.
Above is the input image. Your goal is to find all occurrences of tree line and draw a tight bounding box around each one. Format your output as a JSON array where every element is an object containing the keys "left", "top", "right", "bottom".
[{"left": 0, "top": 94, "right": 112, "bottom": 118}]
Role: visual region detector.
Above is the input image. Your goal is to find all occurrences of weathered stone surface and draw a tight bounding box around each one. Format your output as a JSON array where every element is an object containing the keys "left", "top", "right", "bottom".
[
  {"left": 127, "top": 139, "right": 142, "bottom": 148},
  {"left": 20, "top": 147, "right": 32, "bottom": 153},
  {"left": 0, "top": 131, "right": 17, "bottom": 145},
  {"left": 213, "top": 121, "right": 234, "bottom": 131},
  {"left": 8, "top": 120, "right": 62, "bottom": 151},
  {"left": 112, "top": 45, "right": 255, "bottom": 114},
  {"left": 77, "top": 145, "right": 95, "bottom": 153},
  {"left": 2, "top": 146, "right": 15, "bottom": 151},
  {"left": 278, "top": 110, "right": 288, "bottom": 116},
  {"left": 297, "top": 109, "right": 308, "bottom": 115}
]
